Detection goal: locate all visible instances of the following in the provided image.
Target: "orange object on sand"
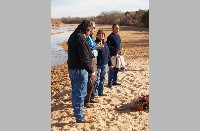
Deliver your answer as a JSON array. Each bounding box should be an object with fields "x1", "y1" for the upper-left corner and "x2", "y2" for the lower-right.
[{"x1": 129, "y1": 94, "x2": 149, "y2": 111}]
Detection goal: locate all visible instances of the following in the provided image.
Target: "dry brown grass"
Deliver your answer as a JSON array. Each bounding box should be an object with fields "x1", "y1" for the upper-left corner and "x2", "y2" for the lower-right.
[
  {"x1": 51, "y1": 32, "x2": 64, "y2": 35},
  {"x1": 58, "y1": 41, "x2": 68, "y2": 52}
]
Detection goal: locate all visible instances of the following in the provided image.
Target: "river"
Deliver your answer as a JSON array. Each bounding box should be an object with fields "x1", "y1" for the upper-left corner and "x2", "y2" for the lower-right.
[{"x1": 51, "y1": 26, "x2": 76, "y2": 66}]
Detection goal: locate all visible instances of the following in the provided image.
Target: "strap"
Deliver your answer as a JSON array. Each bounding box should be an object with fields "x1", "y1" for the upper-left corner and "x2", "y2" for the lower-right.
[
  {"x1": 116, "y1": 56, "x2": 117, "y2": 67},
  {"x1": 119, "y1": 55, "x2": 125, "y2": 68},
  {"x1": 119, "y1": 55, "x2": 123, "y2": 67}
]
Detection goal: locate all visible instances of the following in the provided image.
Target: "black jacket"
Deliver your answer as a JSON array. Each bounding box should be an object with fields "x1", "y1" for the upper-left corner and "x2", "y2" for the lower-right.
[
  {"x1": 107, "y1": 32, "x2": 121, "y2": 56},
  {"x1": 67, "y1": 31, "x2": 93, "y2": 74},
  {"x1": 95, "y1": 39, "x2": 112, "y2": 66}
]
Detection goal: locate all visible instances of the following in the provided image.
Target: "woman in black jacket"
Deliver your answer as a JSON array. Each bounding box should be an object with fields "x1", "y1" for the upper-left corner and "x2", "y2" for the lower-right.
[{"x1": 94, "y1": 29, "x2": 113, "y2": 96}]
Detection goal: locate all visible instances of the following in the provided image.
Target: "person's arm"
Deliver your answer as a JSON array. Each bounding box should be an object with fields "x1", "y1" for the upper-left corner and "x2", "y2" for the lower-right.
[
  {"x1": 96, "y1": 40, "x2": 104, "y2": 50},
  {"x1": 78, "y1": 35, "x2": 94, "y2": 74},
  {"x1": 108, "y1": 51, "x2": 113, "y2": 66},
  {"x1": 107, "y1": 35, "x2": 118, "y2": 52},
  {"x1": 108, "y1": 53, "x2": 113, "y2": 70}
]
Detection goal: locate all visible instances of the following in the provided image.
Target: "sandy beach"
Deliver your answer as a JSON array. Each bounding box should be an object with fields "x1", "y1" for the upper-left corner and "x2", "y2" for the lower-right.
[{"x1": 51, "y1": 25, "x2": 149, "y2": 131}]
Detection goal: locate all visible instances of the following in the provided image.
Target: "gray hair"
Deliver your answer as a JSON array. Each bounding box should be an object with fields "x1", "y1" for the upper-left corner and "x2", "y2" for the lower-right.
[{"x1": 75, "y1": 20, "x2": 93, "y2": 33}]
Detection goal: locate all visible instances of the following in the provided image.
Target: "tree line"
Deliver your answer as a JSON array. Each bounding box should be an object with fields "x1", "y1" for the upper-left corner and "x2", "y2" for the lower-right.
[{"x1": 51, "y1": 9, "x2": 149, "y2": 28}]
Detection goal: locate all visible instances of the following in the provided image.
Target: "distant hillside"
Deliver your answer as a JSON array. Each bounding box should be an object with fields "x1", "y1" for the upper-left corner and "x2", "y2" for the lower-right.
[{"x1": 51, "y1": 9, "x2": 149, "y2": 28}]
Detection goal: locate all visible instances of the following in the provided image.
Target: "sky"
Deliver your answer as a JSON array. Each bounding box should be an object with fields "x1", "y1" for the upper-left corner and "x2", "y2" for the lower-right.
[{"x1": 51, "y1": 0, "x2": 149, "y2": 18}]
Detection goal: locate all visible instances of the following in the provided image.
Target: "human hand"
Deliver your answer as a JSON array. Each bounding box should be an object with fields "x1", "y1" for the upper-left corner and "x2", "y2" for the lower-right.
[
  {"x1": 116, "y1": 49, "x2": 121, "y2": 55},
  {"x1": 97, "y1": 41, "x2": 104, "y2": 49},
  {"x1": 100, "y1": 42, "x2": 104, "y2": 48},
  {"x1": 109, "y1": 66, "x2": 114, "y2": 70},
  {"x1": 89, "y1": 72, "x2": 95, "y2": 78},
  {"x1": 96, "y1": 42, "x2": 102, "y2": 49},
  {"x1": 92, "y1": 50, "x2": 98, "y2": 57}
]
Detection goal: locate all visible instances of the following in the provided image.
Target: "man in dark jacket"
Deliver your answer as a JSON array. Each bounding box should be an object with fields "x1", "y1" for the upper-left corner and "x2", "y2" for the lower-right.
[
  {"x1": 67, "y1": 20, "x2": 95, "y2": 123},
  {"x1": 107, "y1": 24, "x2": 121, "y2": 88}
]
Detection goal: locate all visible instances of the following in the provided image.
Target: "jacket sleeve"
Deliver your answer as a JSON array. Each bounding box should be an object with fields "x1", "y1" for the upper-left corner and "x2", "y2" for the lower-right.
[
  {"x1": 78, "y1": 35, "x2": 94, "y2": 74},
  {"x1": 108, "y1": 53, "x2": 113, "y2": 66}
]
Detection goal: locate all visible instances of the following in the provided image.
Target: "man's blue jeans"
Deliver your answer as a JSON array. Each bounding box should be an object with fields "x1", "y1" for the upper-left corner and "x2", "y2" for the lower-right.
[
  {"x1": 68, "y1": 68, "x2": 88, "y2": 122},
  {"x1": 108, "y1": 67, "x2": 119, "y2": 86},
  {"x1": 94, "y1": 64, "x2": 108, "y2": 96}
]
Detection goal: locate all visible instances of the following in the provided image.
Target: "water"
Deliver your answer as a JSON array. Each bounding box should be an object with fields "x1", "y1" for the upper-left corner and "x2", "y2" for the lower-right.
[{"x1": 51, "y1": 26, "x2": 76, "y2": 66}]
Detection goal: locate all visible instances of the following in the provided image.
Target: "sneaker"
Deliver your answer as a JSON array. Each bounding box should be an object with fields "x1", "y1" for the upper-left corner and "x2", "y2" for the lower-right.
[
  {"x1": 90, "y1": 98, "x2": 100, "y2": 103},
  {"x1": 112, "y1": 82, "x2": 121, "y2": 85},
  {"x1": 77, "y1": 119, "x2": 94, "y2": 123},
  {"x1": 84, "y1": 103, "x2": 94, "y2": 108},
  {"x1": 99, "y1": 93, "x2": 107, "y2": 96},
  {"x1": 107, "y1": 85, "x2": 112, "y2": 88}
]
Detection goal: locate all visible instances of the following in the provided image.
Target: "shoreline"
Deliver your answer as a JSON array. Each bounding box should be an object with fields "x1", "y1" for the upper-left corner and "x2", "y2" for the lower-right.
[
  {"x1": 51, "y1": 25, "x2": 149, "y2": 130},
  {"x1": 51, "y1": 46, "x2": 149, "y2": 130}
]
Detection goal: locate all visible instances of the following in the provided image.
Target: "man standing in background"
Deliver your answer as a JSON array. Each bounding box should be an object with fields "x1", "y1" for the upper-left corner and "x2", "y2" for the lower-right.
[{"x1": 107, "y1": 24, "x2": 121, "y2": 88}]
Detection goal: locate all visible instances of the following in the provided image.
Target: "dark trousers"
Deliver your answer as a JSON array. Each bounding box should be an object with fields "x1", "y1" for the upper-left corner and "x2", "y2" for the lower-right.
[{"x1": 84, "y1": 58, "x2": 97, "y2": 104}]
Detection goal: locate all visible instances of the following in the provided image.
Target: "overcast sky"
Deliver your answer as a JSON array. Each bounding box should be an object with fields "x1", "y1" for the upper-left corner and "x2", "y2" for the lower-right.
[{"x1": 51, "y1": 0, "x2": 149, "y2": 18}]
